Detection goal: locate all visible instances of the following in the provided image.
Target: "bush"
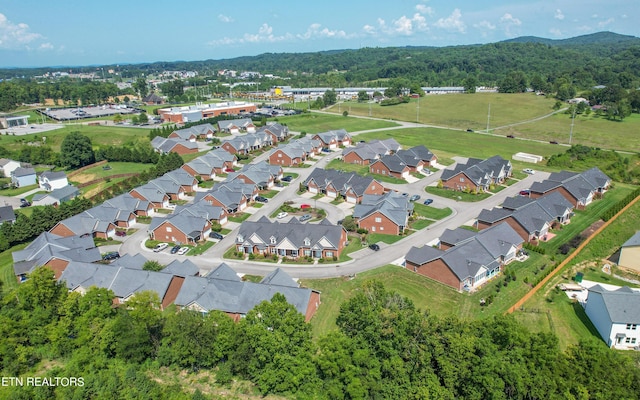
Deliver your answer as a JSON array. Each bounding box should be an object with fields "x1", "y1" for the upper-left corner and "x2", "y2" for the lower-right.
[{"x1": 356, "y1": 228, "x2": 368, "y2": 234}]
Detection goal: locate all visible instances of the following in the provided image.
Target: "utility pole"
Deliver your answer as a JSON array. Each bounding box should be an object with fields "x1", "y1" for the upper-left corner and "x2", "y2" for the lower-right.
[
  {"x1": 486, "y1": 103, "x2": 491, "y2": 133},
  {"x1": 569, "y1": 106, "x2": 576, "y2": 145}
]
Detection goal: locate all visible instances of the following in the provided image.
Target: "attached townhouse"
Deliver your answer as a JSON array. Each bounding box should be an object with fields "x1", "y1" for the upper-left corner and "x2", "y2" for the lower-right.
[
  {"x1": 529, "y1": 167, "x2": 611, "y2": 209},
  {"x1": 343, "y1": 139, "x2": 401, "y2": 165},
  {"x1": 236, "y1": 216, "x2": 348, "y2": 260},
  {"x1": 218, "y1": 118, "x2": 256, "y2": 134},
  {"x1": 353, "y1": 191, "x2": 414, "y2": 235},
  {"x1": 151, "y1": 136, "x2": 199, "y2": 155},
  {"x1": 220, "y1": 131, "x2": 272, "y2": 155},
  {"x1": 440, "y1": 155, "x2": 512, "y2": 192},
  {"x1": 257, "y1": 122, "x2": 290, "y2": 143},
  {"x1": 304, "y1": 168, "x2": 386, "y2": 203},
  {"x1": 405, "y1": 222, "x2": 524, "y2": 291},
  {"x1": 12, "y1": 232, "x2": 101, "y2": 281},
  {"x1": 313, "y1": 129, "x2": 352, "y2": 149},
  {"x1": 149, "y1": 212, "x2": 212, "y2": 244},
  {"x1": 369, "y1": 154, "x2": 412, "y2": 179}
]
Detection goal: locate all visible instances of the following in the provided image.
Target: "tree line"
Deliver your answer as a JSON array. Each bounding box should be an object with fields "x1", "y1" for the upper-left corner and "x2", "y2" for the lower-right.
[{"x1": 2, "y1": 274, "x2": 638, "y2": 399}]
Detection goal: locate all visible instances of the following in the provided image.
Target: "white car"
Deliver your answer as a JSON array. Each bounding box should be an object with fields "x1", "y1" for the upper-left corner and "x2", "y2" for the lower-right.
[
  {"x1": 276, "y1": 212, "x2": 288, "y2": 219},
  {"x1": 523, "y1": 168, "x2": 535, "y2": 175},
  {"x1": 177, "y1": 247, "x2": 189, "y2": 256},
  {"x1": 153, "y1": 243, "x2": 168, "y2": 252}
]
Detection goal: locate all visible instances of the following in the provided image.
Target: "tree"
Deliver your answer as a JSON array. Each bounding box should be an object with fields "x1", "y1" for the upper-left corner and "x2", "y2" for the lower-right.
[
  {"x1": 357, "y1": 90, "x2": 369, "y2": 102},
  {"x1": 59, "y1": 131, "x2": 95, "y2": 168},
  {"x1": 138, "y1": 112, "x2": 149, "y2": 124},
  {"x1": 133, "y1": 77, "x2": 148, "y2": 99},
  {"x1": 323, "y1": 89, "x2": 337, "y2": 106},
  {"x1": 498, "y1": 71, "x2": 528, "y2": 93},
  {"x1": 463, "y1": 76, "x2": 478, "y2": 93},
  {"x1": 143, "y1": 260, "x2": 164, "y2": 271}
]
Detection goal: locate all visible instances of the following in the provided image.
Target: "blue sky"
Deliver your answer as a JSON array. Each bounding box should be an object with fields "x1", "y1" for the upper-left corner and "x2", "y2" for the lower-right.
[{"x1": 0, "y1": 0, "x2": 637, "y2": 68}]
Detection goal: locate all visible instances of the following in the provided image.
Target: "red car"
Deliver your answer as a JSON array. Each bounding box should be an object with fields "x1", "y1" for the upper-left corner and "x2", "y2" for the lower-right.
[
  {"x1": 225, "y1": 168, "x2": 235, "y2": 173},
  {"x1": 300, "y1": 204, "x2": 311, "y2": 209}
]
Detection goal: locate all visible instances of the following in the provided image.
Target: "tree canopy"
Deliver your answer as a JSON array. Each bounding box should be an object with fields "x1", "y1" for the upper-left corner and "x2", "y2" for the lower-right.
[{"x1": 59, "y1": 131, "x2": 95, "y2": 169}]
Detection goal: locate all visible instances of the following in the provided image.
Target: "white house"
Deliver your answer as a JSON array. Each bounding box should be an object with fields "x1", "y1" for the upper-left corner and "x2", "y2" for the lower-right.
[
  {"x1": 11, "y1": 167, "x2": 36, "y2": 188},
  {"x1": 584, "y1": 285, "x2": 640, "y2": 350},
  {"x1": 38, "y1": 171, "x2": 69, "y2": 191},
  {"x1": 0, "y1": 158, "x2": 23, "y2": 178}
]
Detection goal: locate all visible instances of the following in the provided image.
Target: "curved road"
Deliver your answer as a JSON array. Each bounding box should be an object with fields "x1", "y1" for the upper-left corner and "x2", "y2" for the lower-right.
[{"x1": 119, "y1": 129, "x2": 547, "y2": 279}]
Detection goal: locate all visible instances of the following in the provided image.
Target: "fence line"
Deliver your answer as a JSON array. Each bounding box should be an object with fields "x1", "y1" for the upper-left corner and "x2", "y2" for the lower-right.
[{"x1": 507, "y1": 194, "x2": 640, "y2": 314}]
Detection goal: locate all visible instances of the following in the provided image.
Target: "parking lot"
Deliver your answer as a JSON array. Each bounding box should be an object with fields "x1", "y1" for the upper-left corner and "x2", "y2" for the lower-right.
[{"x1": 41, "y1": 105, "x2": 140, "y2": 121}]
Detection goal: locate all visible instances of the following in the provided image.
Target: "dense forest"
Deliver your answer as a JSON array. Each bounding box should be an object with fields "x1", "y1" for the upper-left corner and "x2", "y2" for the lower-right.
[
  {"x1": 1, "y1": 32, "x2": 639, "y2": 112},
  {"x1": 1, "y1": 273, "x2": 639, "y2": 399}
]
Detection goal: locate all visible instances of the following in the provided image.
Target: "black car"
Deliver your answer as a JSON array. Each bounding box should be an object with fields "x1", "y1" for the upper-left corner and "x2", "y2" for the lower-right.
[
  {"x1": 170, "y1": 245, "x2": 181, "y2": 254},
  {"x1": 281, "y1": 175, "x2": 293, "y2": 182},
  {"x1": 255, "y1": 196, "x2": 269, "y2": 203},
  {"x1": 102, "y1": 252, "x2": 120, "y2": 261},
  {"x1": 369, "y1": 243, "x2": 380, "y2": 251},
  {"x1": 209, "y1": 232, "x2": 224, "y2": 240},
  {"x1": 550, "y1": 140, "x2": 559, "y2": 144}
]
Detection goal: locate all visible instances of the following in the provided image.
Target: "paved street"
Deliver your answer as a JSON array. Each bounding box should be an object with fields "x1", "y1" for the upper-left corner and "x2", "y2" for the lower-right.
[{"x1": 118, "y1": 126, "x2": 547, "y2": 279}]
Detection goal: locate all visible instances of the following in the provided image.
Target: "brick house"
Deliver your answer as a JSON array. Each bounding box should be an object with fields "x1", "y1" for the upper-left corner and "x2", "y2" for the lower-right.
[
  {"x1": 440, "y1": 155, "x2": 512, "y2": 192},
  {"x1": 304, "y1": 168, "x2": 385, "y2": 203},
  {"x1": 369, "y1": 154, "x2": 411, "y2": 179},
  {"x1": 149, "y1": 213, "x2": 211, "y2": 244},
  {"x1": 529, "y1": 167, "x2": 610, "y2": 210},
  {"x1": 151, "y1": 137, "x2": 199, "y2": 155},
  {"x1": 313, "y1": 129, "x2": 351, "y2": 149},
  {"x1": 353, "y1": 192, "x2": 414, "y2": 235}
]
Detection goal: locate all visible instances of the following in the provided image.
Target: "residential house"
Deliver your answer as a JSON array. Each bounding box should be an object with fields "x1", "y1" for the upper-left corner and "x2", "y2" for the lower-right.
[
  {"x1": 236, "y1": 216, "x2": 348, "y2": 260},
  {"x1": 130, "y1": 184, "x2": 171, "y2": 210},
  {"x1": 313, "y1": 129, "x2": 352, "y2": 149},
  {"x1": 147, "y1": 177, "x2": 186, "y2": 201},
  {"x1": 405, "y1": 222, "x2": 523, "y2": 291},
  {"x1": 142, "y1": 93, "x2": 165, "y2": 105},
  {"x1": 529, "y1": 167, "x2": 610, "y2": 209},
  {"x1": 304, "y1": 168, "x2": 386, "y2": 203},
  {"x1": 50, "y1": 211, "x2": 117, "y2": 239},
  {"x1": 31, "y1": 185, "x2": 80, "y2": 207},
  {"x1": 12, "y1": 232, "x2": 101, "y2": 281},
  {"x1": 174, "y1": 199, "x2": 228, "y2": 225},
  {"x1": 257, "y1": 122, "x2": 290, "y2": 143},
  {"x1": 369, "y1": 154, "x2": 412, "y2": 179},
  {"x1": 38, "y1": 171, "x2": 69, "y2": 191},
  {"x1": 150, "y1": 137, "x2": 199, "y2": 155},
  {"x1": 163, "y1": 169, "x2": 199, "y2": 193},
  {"x1": 181, "y1": 149, "x2": 237, "y2": 180},
  {"x1": 398, "y1": 145, "x2": 438, "y2": 167},
  {"x1": 218, "y1": 118, "x2": 256, "y2": 134},
  {"x1": 195, "y1": 180, "x2": 257, "y2": 213},
  {"x1": 440, "y1": 156, "x2": 512, "y2": 192},
  {"x1": 220, "y1": 132, "x2": 271, "y2": 155},
  {"x1": 11, "y1": 167, "x2": 36, "y2": 187},
  {"x1": 168, "y1": 128, "x2": 198, "y2": 142},
  {"x1": 104, "y1": 193, "x2": 154, "y2": 217},
  {"x1": 228, "y1": 161, "x2": 282, "y2": 189},
  {"x1": 0, "y1": 158, "x2": 23, "y2": 178},
  {"x1": 353, "y1": 191, "x2": 414, "y2": 235},
  {"x1": 618, "y1": 232, "x2": 640, "y2": 274},
  {"x1": 342, "y1": 139, "x2": 401, "y2": 165},
  {"x1": 174, "y1": 264, "x2": 320, "y2": 322},
  {"x1": 149, "y1": 212, "x2": 211, "y2": 244},
  {"x1": 0, "y1": 205, "x2": 15, "y2": 225},
  {"x1": 476, "y1": 199, "x2": 558, "y2": 243},
  {"x1": 584, "y1": 285, "x2": 640, "y2": 349}
]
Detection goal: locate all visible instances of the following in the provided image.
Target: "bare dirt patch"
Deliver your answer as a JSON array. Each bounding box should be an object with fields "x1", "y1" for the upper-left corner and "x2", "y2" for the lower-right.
[{"x1": 580, "y1": 220, "x2": 605, "y2": 238}]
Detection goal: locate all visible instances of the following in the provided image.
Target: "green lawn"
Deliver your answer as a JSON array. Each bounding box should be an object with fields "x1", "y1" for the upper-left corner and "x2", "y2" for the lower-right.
[
  {"x1": 0, "y1": 243, "x2": 29, "y2": 293},
  {"x1": 325, "y1": 159, "x2": 406, "y2": 184},
  {"x1": 261, "y1": 190, "x2": 279, "y2": 198},
  {"x1": 276, "y1": 112, "x2": 399, "y2": 134},
  {"x1": 425, "y1": 186, "x2": 492, "y2": 202},
  {"x1": 338, "y1": 236, "x2": 363, "y2": 262},
  {"x1": 228, "y1": 213, "x2": 251, "y2": 223},
  {"x1": 0, "y1": 184, "x2": 38, "y2": 197},
  {"x1": 366, "y1": 233, "x2": 405, "y2": 245},
  {"x1": 412, "y1": 203, "x2": 452, "y2": 220},
  {"x1": 186, "y1": 241, "x2": 215, "y2": 256}
]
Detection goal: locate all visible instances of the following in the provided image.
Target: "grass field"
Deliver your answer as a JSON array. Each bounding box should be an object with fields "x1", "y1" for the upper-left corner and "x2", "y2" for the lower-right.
[
  {"x1": 277, "y1": 112, "x2": 399, "y2": 133},
  {"x1": 0, "y1": 243, "x2": 29, "y2": 294},
  {"x1": 324, "y1": 159, "x2": 407, "y2": 184},
  {"x1": 323, "y1": 93, "x2": 640, "y2": 153}
]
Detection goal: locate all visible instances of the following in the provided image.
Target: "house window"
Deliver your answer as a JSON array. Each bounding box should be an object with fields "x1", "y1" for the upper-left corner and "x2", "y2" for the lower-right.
[
  {"x1": 326, "y1": 251, "x2": 333, "y2": 258},
  {"x1": 304, "y1": 238, "x2": 311, "y2": 246},
  {"x1": 626, "y1": 337, "x2": 632, "y2": 343},
  {"x1": 304, "y1": 250, "x2": 311, "y2": 257},
  {"x1": 166, "y1": 227, "x2": 172, "y2": 232},
  {"x1": 278, "y1": 153, "x2": 282, "y2": 157},
  {"x1": 379, "y1": 227, "x2": 384, "y2": 231},
  {"x1": 627, "y1": 324, "x2": 637, "y2": 330},
  {"x1": 459, "y1": 177, "x2": 465, "y2": 183},
  {"x1": 270, "y1": 247, "x2": 277, "y2": 254},
  {"x1": 375, "y1": 217, "x2": 382, "y2": 223},
  {"x1": 270, "y1": 237, "x2": 276, "y2": 244}
]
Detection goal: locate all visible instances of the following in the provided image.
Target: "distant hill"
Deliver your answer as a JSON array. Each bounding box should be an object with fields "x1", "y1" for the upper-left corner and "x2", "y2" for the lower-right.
[{"x1": 502, "y1": 31, "x2": 640, "y2": 46}]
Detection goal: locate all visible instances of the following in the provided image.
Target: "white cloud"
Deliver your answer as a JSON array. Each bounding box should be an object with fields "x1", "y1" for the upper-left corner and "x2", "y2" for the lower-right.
[
  {"x1": 473, "y1": 20, "x2": 496, "y2": 31},
  {"x1": 0, "y1": 13, "x2": 46, "y2": 49},
  {"x1": 297, "y1": 23, "x2": 351, "y2": 40},
  {"x1": 434, "y1": 8, "x2": 465, "y2": 33},
  {"x1": 499, "y1": 13, "x2": 521, "y2": 37},
  {"x1": 554, "y1": 9, "x2": 564, "y2": 20},
  {"x1": 38, "y1": 42, "x2": 53, "y2": 50},
  {"x1": 217, "y1": 14, "x2": 234, "y2": 23},
  {"x1": 363, "y1": 14, "x2": 428, "y2": 37},
  {"x1": 416, "y1": 4, "x2": 434, "y2": 16},
  {"x1": 549, "y1": 28, "x2": 562, "y2": 37},
  {"x1": 598, "y1": 17, "x2": 614, "y2": 28}
]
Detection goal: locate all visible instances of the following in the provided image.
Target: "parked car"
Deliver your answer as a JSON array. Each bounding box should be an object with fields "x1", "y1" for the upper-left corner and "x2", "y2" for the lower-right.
[
  {"x1": 255, "y1": 196, "x2": 269, "y2": 203},
  {"x1": 115, "y1": 230, "x2": 127, "y2": 237},
  {"x1": 19, "y1": 198, "x2": 30, "y2": 207},
  {"x1": 466, "y1": 129, "x2": 474, "y2": 132},
  {"x1": 519, "y1": 190, "x2": 531, "y2": 196},
  {"x1": 177, "y1": 247, "x2": 189, "y2": 255},
  {"x1": 549, "y1": 140, "x2": 559, "y2": 144},
  {"x1": 281, "y1": 175, "x2": 293, "y2": 182},
  {"x1": 209, "y1": 231, "x2": 224, "y2": 240},
  {"x1": 225, "y1": 168, "x2": 235, "y2": 172},
  {"x1": 401, "y1": 192, "x2": 409, "y2": 197},
  {"x1": 276, "y1": 212, "x2": 288, "y2": 219},
  {"x1": 300, "y1": 204, "x2": 311, "y2": 209},
  {"x1": 321, "y1": 148, "x2": 331, "y2": 153},
  {"x1": 523, "y1": 168, "x2": 535, "y2": 174},
  {"x1": 299, "y1": 214, "x2": 312, "y2": 222},
  {"x1": 423, "y1": 198, "x2": 434, "y2": 205},
  {"x1": 153, "y1": 243, "x2": 168, "y2": 252},
  {"x1": 102, "y1": 251, "x2": 120, "y2": 261},
  {"x1": 170, "y1": 245, "x2": 181, "y2": 254},
  {"x1": 409, "y1": 194, "x2": 421, "y2": 202},
  {"x1": 506, "y1": 134, "x2": 515, "y2": 138},
  {"x1": 369, "y1": 243, "x2": 380, "y2": 251}
]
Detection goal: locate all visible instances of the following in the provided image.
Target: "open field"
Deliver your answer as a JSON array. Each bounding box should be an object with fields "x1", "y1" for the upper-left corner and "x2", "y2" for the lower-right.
[
  {"x1": 277, "y1": 112, "x2": 399, "y2": 133},
  {"x1": 323, "y1": 93, "x2": 640, "y2": 153},
  {"x1": 324, "y1": 93, "x2": 558, "y2": 129}
]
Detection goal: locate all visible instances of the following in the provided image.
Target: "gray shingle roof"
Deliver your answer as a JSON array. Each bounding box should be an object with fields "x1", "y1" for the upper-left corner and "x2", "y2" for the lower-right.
[
  {"x1": 622, "y1": 231, "x2": 640, "y2": 248},
  {"x1": 149, "y1": 213, "x2": 209, "y2": 239},
  {"x1": 260, "y1": 268, "x2": 298, "y2": 287},
  {"x1": 237, "y1": 218, "x2": 345, "y2": 252},
  {"x1": 353, "y1": 191, "x2": 413, "y2": 226},
  {"x1": 373, "y1": 154, "x2": 409, "y2": 173},
  {"x1": 0, "y1": 205, "x2": 15, "y2": 223},
  {"x1": 588, "y1": 285, "x2": 640, "y2": 324},
  {"x1": 441, "y1": 156, "x2": 510, "y2": 186},
  {"x1": 163, "y1": 259, "x2": 200, "y2": 277},
  {"x1": 439, "y1": 227, "x2": 477, "y2": 246},
  {"x1": 12, "y1": 167, "x2": 36, "y2": 177}
]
